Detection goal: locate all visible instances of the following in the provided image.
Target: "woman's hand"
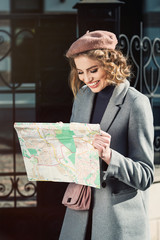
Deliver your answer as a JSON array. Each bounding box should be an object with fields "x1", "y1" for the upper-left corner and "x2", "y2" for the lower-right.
[{"x1": 92, "y1": 130, "x2": 112, "y2": 165}]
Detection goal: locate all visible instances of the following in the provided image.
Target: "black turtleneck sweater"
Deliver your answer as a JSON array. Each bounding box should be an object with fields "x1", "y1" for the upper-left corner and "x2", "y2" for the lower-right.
[
  {"x1": 85, "y1": 85, "x2": 115, "y2": 240},
  {"x1": 90, "y1": 85, "x2": 115, "y2": 124}
]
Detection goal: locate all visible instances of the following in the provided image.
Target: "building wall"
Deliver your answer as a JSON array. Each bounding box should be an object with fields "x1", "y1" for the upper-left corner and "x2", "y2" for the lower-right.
[
  {"x1": 143, "y1": 0, "x2": 160, "y2": 38},
  {"x1": 0, "y1": 0, "x2": 78, "y2": 13},
  {"x1": 0, "y1": 0, "x2": 10, "y2": 12},
  {"x1": 44, "y1": 0, "x2": 77, "y2": 13},
  {"x1": 149, "y1": 181, "x2": 160, "y2": 240}
]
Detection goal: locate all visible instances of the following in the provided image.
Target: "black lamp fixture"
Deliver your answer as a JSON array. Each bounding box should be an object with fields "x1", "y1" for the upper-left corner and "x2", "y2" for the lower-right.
[{"x1": 73, "y1": 0, "x2": 124, "y2": 37}]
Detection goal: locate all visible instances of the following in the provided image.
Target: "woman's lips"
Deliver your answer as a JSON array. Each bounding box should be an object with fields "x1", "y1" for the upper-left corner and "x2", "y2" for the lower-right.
[{"x1": 88, "y1": 80, "x2": 100, "y2": 88}]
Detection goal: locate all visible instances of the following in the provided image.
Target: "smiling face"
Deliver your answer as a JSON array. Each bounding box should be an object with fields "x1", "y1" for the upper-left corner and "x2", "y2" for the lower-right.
[{"x1": 74, "y1": 55, "x2": 108, "y2": 93}]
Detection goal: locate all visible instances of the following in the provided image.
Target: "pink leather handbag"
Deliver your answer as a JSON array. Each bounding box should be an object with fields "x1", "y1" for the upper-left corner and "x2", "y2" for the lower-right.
[{"x1": 62, "y1": 183, "x2": 91, "y2": 210}]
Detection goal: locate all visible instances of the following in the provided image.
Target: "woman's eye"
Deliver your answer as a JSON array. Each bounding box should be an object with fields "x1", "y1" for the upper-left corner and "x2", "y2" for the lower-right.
[
  {"x1": 90, "y1": 68, "x2": 98, "y2": 73},
  {"x1": 77, "y1": 71, "x2": 83, "y2": 75}
]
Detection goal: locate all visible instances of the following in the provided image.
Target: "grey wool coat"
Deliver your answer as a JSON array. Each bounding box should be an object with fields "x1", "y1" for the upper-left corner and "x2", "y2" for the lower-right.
[{"x1": 59, "y1": 80, "x2": 154, "y2": 240}]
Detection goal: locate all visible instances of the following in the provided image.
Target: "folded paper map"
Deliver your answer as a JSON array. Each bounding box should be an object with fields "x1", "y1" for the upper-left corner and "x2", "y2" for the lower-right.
[{"x1": 14, "y1": 122, "x2": 101, "y2": 188}]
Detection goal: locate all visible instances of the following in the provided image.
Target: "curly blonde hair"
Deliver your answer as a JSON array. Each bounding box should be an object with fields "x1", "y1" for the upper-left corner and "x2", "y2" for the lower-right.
[{"x1": 68, "y1": 49, "x2": 131, "y2": 97}]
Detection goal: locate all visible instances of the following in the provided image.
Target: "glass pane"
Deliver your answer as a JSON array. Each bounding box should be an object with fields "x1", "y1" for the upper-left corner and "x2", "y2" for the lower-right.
[
  {"x1": 0, "y1": 19, "x2": 11, "y2": 87},
  {"x1": 0, "y1": 201, "x2": 14, "y2": 208},
  {"x1": 0, "y1": 93, "x2": 13, "y2": 173},
  {"x1": 16, "y1": 153, "x2": 25, "y2": 173},
  {"x1": 0, "y1": 0, "x2": 10, "y2": 14},
  {"x1": 0, "y1": 153, "x2": 13, "y2": 173},
  {"x1": 15, "y1": 0, "x2": 40, "y2": 10},
  {"x1": 13, "y1": 27, "x2": 35, "y2": 84}
]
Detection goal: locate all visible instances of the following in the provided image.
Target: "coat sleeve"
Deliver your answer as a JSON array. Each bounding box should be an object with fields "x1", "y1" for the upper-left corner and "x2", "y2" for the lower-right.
[{"x1": 103, "y1": 95, "x2": 154, "y2": 191}]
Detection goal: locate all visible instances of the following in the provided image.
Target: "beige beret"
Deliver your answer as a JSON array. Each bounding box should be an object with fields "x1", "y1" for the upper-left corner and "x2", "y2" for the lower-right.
[{"x1": 66, "y1": 30, "x2": 118, "y2": 58}]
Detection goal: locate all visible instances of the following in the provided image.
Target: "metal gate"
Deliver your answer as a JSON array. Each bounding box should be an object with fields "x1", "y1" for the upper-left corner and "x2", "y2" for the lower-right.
[
  {"x1": 0, "y1": 20, "x2": 159, "y2": 208},
  {"x1": 119, "y1": 23, "x2": 160, "y2": 167},
  {"x1": 0, "y1": 13, "x2": 75, "y2": 208}
]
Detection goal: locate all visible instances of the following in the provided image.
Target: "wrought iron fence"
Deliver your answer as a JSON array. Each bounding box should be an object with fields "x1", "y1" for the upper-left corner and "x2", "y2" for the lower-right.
[
  {"x1": 0, "y1": 19, "x2": 159, "y2": 208},
  {"x1": 0, "y1": 13, "x2": 76, "y2": 208},
  {"x1": 119, "y1": 23, "x2": 160, "y2": 166},
  {"x1": 0, "y1": 16, "x2": 37, "y2": 207}
]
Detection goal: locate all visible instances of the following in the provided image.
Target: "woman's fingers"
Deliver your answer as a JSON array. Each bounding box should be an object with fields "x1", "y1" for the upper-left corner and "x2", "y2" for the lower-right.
[
  {"x1": 94, "y1": 136, "x2": 110, "y2": 145},
  {"x1": 93, "y1": 139, "x2": 108, "y2": 148},
  {"x1": 100, "y1": 130, "x2": 111, "y2": 137},
  {"x1": 93, "y1": 142, "x2": 104, "y2": 156},
  {"x1": 93, "y1": 131, "x2": 111, "y2": 146},
  {"x1": 93, "y1": 130, "x2": 112, "y2": 164}
]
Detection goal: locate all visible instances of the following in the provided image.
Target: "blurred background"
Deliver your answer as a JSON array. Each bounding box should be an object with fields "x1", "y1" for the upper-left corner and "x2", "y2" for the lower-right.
[{"x1": 0, "y1": 0, "x2": 159, "y2": 239}]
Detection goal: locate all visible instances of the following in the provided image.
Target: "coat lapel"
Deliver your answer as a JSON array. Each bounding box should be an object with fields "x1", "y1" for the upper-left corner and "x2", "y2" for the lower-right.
[
  {"x1": 75, "y1": 80, "x2": 130, "y2": 129},
  {"x1": 100, "y1": 80, "x2": 130, "y2": 132}
]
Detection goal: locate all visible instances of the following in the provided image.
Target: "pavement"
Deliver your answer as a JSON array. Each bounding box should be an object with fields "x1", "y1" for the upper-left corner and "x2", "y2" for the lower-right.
[{"x1": 149, "y1": 166, "x2": 160, "y2": 240}]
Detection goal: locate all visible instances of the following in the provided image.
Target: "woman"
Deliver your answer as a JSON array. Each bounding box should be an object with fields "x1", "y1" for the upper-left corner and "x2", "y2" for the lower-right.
[{"x1": 59, "y1": 30, "x2": 154, "y2": 240}]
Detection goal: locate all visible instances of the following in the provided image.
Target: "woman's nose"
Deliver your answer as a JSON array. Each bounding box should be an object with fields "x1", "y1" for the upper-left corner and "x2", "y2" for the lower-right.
[{"x1": 84, "y1": 73, "x2": 91, "y2": 83}]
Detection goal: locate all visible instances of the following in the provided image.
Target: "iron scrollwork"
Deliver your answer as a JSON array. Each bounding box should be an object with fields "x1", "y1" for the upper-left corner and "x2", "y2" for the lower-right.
[
  {"x1": 0, "y1": 26, "x2": 37, "y2": 207},
  {"x1": 16, "y1": 178, "x2": 37, "y2": 198},
  {"x1": 0, "y1": 177, "x2": 37, "y2": 199},
  {"x1": 119, "y1": 23, "x2": 160, "y2": 157}
]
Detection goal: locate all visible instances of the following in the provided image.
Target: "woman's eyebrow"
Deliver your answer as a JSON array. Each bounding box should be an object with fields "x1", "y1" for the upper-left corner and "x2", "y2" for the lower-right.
[{"x1": 76, "y1": 65, "x2": 98, "y2": 71}]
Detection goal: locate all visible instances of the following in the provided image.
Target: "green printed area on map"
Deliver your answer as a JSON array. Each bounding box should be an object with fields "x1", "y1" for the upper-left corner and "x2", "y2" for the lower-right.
[
  {"x1": 55, "y1": 129, "x2": 76, "y2": 153},
  {"x1": 55, "y1": 129, "x2": 76, "y2": 165},
  {"x1": 14, "y1": 122, "x2": 101, "y2": 188}
]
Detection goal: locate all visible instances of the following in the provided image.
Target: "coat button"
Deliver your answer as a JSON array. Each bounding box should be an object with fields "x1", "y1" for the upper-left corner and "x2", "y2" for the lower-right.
[{"x1": 101, "y1": 181, "x2": 106, "y2": 188}]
